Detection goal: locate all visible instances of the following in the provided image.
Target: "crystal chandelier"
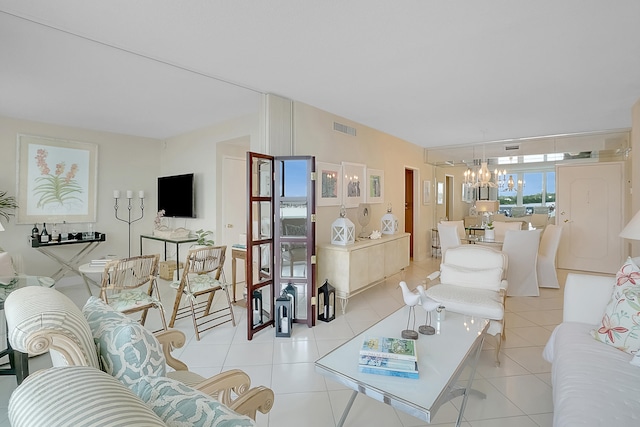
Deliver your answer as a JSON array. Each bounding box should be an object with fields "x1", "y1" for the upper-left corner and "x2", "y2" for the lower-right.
[{"x1": 463, "y1": 161, "x2": 500, "y2": 188}]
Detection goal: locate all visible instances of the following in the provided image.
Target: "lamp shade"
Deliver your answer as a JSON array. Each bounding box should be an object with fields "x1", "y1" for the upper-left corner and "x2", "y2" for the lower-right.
[{"x1": 620, "y1": 210, "x2": 640, "y2": 240}]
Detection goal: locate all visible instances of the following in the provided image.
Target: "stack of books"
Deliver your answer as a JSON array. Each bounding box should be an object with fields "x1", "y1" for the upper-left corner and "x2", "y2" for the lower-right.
[
  {"x1": 358, "y1": 336, "x2": 419, "y2": 379},
  {"x1": 89, "y1": 255, "x2": 118, "y2": 268}
]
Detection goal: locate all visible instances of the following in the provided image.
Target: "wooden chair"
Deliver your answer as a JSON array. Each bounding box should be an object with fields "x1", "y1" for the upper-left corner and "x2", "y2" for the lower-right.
[
  {"x1": 99, "y1": 254, "x2": 167, "y2": 331},
  {"x1": 169, "y1": 245, "x2": 236, "y2": 340}
]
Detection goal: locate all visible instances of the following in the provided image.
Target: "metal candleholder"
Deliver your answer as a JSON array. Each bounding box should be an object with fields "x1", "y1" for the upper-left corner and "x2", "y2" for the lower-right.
[{"x1": 114, "y1": 192, "x2": 144, "y2": 257}]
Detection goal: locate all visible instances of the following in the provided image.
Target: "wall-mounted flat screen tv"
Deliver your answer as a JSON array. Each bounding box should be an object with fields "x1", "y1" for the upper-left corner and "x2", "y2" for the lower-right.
[{"x1": 157, "y1": 173, "x2": 196, "y2": 218}]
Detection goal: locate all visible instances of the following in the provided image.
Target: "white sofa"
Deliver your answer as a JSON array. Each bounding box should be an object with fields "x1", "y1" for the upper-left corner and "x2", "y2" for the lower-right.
[{"x1": 543, "y1": 273, "x2": 640, "y2": 426}]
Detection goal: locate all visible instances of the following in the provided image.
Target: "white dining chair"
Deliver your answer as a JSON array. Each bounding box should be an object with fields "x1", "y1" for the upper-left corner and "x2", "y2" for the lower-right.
[
  {"x1": 503, "y1": 229, "x2": 542, "y2": 296},
  {"x1": 493, "y1": 221, "x2": 522, "y2": 241},
  {"x1": 439, "y1": 220, "x2": 465, "y2": 240},
  {"x1": 437, "y1": 223, "x2": 461, "y2": 257},
  {"x1": 537, "y1": 224, "x2": 563, "y2": 288}
]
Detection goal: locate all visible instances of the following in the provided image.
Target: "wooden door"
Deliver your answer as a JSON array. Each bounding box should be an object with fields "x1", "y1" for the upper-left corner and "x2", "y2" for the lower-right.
[
  {"x1": 246, "y1": 152, "x2": 275, "y2": 340},
  {"x1": 405, "y1": 169, "x2": 414, "y2": 258},
  {"x1": 556, "y1": 162, "x2": 624, "y2": 274}
]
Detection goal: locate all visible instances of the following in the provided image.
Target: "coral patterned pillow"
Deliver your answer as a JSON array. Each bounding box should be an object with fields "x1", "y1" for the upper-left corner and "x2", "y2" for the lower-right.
[{"x1": 592, "y1": 257, "x2": 640, "y2": 354}]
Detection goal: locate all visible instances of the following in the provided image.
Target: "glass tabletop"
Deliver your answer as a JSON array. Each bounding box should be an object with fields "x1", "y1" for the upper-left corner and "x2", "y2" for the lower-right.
[{"x1": 0, "y1": 276, "x2": 55, "y2": 308}]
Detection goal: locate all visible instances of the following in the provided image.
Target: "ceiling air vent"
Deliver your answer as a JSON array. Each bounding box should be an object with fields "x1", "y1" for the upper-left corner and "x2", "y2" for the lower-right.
[
  {"x1": 504, "y1": 144, "x2": 520, "y2": 151},
  {"x1": 333, "y1": 121, "x2": 357, "y2": 136}
]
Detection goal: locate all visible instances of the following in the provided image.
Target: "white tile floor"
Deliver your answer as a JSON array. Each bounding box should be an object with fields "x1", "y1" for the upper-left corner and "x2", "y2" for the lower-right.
[{"x1": 0, "y1": 256, "x2": 566, "y2": 427}]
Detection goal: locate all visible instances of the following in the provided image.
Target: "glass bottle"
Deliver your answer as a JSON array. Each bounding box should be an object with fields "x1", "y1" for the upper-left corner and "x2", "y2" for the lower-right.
[
  {"x1": 31, "y1": 223, "x2": 39, "y2": 240},
  {"x1": 40, "y1": 223, "x2": 50, "y2": 243}
]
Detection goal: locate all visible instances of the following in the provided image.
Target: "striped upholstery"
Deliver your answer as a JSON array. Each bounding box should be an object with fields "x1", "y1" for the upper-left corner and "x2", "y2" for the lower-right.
[
  {"x1": 131, "y1": 375, "x2": 256, "y2": 427},
  {"x1": 8, "y1": 366, "x2": 166, "y2": 427},
  {"x1": 83, "y1": 296, "x2": 166, "y2": 385},
  {"x1": 5, "y1": 286, "x2": 100, "y2": 368}
]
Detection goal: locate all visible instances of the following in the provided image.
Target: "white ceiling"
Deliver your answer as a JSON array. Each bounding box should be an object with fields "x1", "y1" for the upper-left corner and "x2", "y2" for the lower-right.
[{"x1": 1, "y1": 1, "x2": 639, "y2": 148}]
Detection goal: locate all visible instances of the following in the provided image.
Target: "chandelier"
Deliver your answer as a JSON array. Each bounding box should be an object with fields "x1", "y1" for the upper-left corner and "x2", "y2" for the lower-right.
[{"x1": 463, "y1": 161, "x2": 507, "y2": 189}]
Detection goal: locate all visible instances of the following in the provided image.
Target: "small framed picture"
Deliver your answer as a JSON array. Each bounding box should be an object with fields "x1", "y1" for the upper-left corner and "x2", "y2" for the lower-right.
[
  {"x1": 342, "y1": 162, "x2": 366, "y2": 208},
  {"x1": 437, "y1": 182, "x2": 444, "y2": 205},
  {"x1": 316, "y1": 162, "x2": 342, "y2": 206},
  {"x1": 423, "y1": 180, "x2": 431, "y2": 205},
  {"x1": 366, "y1": 168, "x2": 384, "y2": 204}
]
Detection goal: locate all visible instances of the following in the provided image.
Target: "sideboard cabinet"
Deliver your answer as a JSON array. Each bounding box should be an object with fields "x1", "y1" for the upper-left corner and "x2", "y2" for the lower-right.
[{"x1": 317, "y1": 233, "x2": 410, "y2": 313}]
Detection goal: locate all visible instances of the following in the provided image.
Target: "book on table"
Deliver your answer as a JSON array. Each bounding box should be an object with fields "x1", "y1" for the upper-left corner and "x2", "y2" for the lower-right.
[{"x1": 359, "y1": 336, "x2": 418, "y2": 379}]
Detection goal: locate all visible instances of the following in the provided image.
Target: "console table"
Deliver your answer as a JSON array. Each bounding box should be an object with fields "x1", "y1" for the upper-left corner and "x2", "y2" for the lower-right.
[
  {"x1": 31, "y1": 233, "x2": 106, "y2": 295},
  {"x1": 139, "y1": 234, "x2": 197, "y2": 280},
  {"x1": 317, "y1": 233, "x2": 410, "y2": 313}
]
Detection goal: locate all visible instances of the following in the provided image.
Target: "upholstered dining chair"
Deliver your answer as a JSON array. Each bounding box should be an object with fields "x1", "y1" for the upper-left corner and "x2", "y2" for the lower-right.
[
  {"x1": 423, "y1": 245, "x2": 508, "y2": 365},
  {"x1": 169, "y1": 245, "x2": 235, "y2": 340},
  {"x1": 493, "y1": 221, "x2": 522, "y2": 241},
  {"x1": 537, "y1": 224, "x2": 563, "y2": 288},
  {"x1": 502, "y1": 229, "x2": 542, "y2": 297},
  {"x1": 99, "y1": 254, "x2": 167, "y2": 331},
  {"x1": 439, "y1": 219, "x2": 466, "y2": 240},
  {"x1": 437, "y1": 223, "x2": 461, "y2": 257}
]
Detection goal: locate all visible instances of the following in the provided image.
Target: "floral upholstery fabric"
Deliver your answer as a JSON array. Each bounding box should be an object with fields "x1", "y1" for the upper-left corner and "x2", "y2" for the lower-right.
[
  {"x1": 592, "y1": 258, "x2": 640, "y2": 354},
  {"x1": 171, "y1": 274, "x2": 223, "y2": 294},
  {"x1": 83, "y1": 297, "x2": 166, "y2": 385},
  {"x1": 106, "y1": 289, "x2": 164, "y2": 312},
  {"x1": 131, "y1": 375, "x2": 255, "y2": 427}
]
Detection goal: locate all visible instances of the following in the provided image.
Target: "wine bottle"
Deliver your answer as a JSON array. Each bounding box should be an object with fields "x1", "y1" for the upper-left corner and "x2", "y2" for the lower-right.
[
  {"x1": 40, "y1": 223, "x2": 50, "y2": 243},
  {"x1": 31, "y1": 223, "x2": 39, "y2": 240}
]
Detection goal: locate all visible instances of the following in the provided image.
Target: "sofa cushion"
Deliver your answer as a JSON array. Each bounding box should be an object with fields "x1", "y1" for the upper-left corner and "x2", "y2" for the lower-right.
[
  {"x1": 440, "y1": 264, "x2": 503, "y2": 292},
  {"x1": 83, "y1": 296, "x2": 166, "y2": 386},
  {"x1": 131, "y1": 375, "x2": 255, "y2": 427},
  {"x1": 592, "y1": 257, "x2": 640, "y2": 354},
  {"x1": 544, "y1": 322, "x2": 640, "y2": 426},
  {"x1": 9, "y1": 366, "x2": 166, "y2": 427}
]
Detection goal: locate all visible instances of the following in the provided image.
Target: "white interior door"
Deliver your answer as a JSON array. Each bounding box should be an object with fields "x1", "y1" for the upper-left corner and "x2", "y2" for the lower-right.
[
  {"x1": 222, "y1": 156, "x2": 247, "y2": 285},
  {"x1": 556, "y1": 162, "x2": 624, "y2": 274}
]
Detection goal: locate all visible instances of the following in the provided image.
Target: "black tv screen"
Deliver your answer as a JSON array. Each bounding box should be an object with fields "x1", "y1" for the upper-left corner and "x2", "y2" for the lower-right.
[{"x1": 157, "y1": 173, "x2": 196, "y2": 218}]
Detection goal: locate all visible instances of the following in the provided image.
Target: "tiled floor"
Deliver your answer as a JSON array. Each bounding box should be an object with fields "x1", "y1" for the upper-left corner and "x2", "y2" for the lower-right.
[{"x1": 0, "y1": 256, "x2": 567, "y2": 427}]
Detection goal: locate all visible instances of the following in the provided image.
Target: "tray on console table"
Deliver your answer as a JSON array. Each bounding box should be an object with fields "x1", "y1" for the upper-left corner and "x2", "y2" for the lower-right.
[
  {"x1": 30, "y1": 232, "x2": 106, "y2": 247},
  {"x1": 317, "y1": 232, "x2": 410, "y2": 314}
]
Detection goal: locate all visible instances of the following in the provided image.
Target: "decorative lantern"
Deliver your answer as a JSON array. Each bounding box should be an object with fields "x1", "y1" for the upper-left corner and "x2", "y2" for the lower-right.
[
  {"x1": 283, "y1": 282, "x2": 297, "y2": 320},
  {"x1": 381, "y1": 203, "x2": 398, "y2": 235},
  {"x1": 318, "y1": 279, "x2": 336, "y2": 322},
  {"x1": 331, "y1": 205, "x2": 355, "y2": 245},
  {"x1": 275, "y1": 291, "x2": 293, "y2": 337},
  {"x1": 252, "y1": 290, "x2": 263, "y2": 326}
]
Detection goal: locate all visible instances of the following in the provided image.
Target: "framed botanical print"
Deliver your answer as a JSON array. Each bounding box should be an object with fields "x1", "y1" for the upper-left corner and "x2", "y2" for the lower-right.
[
  {"x1": 16, "y1": 134, "x2": 98, "y2": 224},
  {"x1": 366, "y1": 168, "x2": 384, "y2": 204},
  {"x1": 316, "y1": 162, "x2": 342, "y2": 206}
]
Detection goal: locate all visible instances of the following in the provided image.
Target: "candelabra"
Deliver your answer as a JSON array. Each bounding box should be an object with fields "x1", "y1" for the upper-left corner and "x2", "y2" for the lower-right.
[{"x1": 113, "y1": 190, "x2": 145, "y2": 257}]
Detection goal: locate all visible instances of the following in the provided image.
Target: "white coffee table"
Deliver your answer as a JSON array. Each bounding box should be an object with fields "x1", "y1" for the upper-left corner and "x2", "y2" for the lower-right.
[{"x1": 315, "y1": 307, "x2": 488, "y2": 426}]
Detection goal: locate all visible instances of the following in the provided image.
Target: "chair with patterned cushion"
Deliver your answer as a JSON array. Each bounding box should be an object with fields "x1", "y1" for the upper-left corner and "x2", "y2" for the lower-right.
[
  {"x1": 99, "y1": 254, "x2": 167, "y2": 331},
  {"x1": 5, "y1": 286, "x2": 274, "y2": 421},
  {"x1": 423, "y1": 245, "x2": 508, "y2": 365},
  {"x1": 169, "y1": 245, "x2": 235, "y2": 340}
]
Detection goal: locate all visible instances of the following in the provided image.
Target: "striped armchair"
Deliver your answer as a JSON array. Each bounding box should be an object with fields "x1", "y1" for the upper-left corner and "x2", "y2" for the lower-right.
[{"x1": 5, "y1": 287, "x2": 274, "y2": 425}]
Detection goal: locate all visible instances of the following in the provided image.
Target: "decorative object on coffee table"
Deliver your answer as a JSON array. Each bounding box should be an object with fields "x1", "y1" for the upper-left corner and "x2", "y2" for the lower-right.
[
  {"x1": 416, "y1": 285, "x2": 439, "y2": 335},
  {"x1": 398, "y1": 281, "x2": 420, "y2": 340}
]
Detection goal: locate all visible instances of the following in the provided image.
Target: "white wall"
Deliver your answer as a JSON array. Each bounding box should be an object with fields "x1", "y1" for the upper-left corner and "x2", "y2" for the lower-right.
[
  {"x1": 0, "y1": 115, "x2": 160, "y2": 277},
  {"x1": 293, "y1": 102, "x2": 434, "y2": 261}
]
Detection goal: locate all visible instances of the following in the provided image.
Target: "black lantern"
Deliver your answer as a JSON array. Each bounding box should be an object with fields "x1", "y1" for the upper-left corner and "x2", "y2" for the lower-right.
[
  {"x1": 283, "y1": 282, "x2": 297, "y2": 320},
  {"x1": 252, "y1": 289, "x2": 263, "y2": 326},
  {"x1": 318, "y1": 279, "x2": 335, "y2": 322},
  {"x1": 275, "y1": 291, "x2": 293, "y2": 337}
]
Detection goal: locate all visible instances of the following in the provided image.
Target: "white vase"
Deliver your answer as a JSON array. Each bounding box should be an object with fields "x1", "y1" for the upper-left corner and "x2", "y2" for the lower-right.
[{"x1": 484, "y1": 229, "x2": 495, "y2": 241}]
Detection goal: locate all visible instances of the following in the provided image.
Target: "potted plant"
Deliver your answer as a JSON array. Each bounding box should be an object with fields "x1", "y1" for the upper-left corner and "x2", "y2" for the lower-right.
[
  {"x1": 0, "y1": 190, "x2": 18, "y2": 222},
  {"x1": 193, "y1": 229, "x2": 215, "y2": 247},
  {"x1": 484, "y1": 221, "x2": 495, "y2": 241}
]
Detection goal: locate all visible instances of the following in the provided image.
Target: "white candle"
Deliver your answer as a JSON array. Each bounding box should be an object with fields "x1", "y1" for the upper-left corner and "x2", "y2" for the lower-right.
[
  {"x1": 138, "y1": 190, "x2": 145, "y2": 199},
  {"x1": 113, "y1": 190, "x2": 120, "y2": 198},
  {"x1": 282, "y1": 318, "x2": 289, "y2": 334},
  {"x1": 126, "y1": 190, "x2": 133, "y2": 199}
]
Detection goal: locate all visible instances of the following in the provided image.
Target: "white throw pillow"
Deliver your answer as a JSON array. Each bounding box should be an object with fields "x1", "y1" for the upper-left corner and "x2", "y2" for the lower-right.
[
  {"x1": 440, "y1": 263, "x2": 503, "y2": 292},
  {"x1": 592, "y1": 257, "x2": 640, "y2": 354}
]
